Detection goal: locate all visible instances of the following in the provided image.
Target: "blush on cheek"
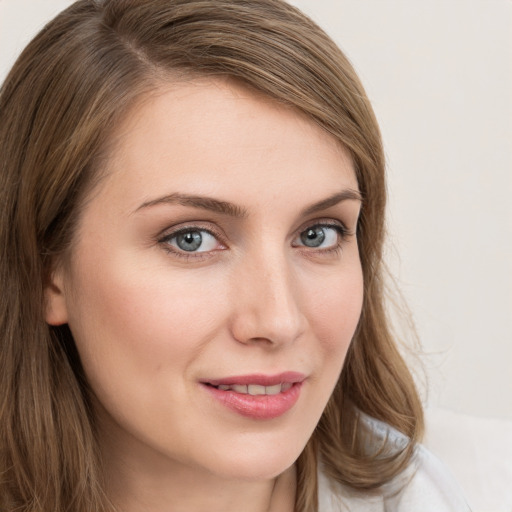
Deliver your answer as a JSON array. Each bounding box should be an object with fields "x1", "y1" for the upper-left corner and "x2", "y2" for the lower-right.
[
  {"x1": 310, "y1": 275, "x2": 363, "y2": 340},
  {"x1": 78, "y1": 268, "x2": 223, "y2": 370}
]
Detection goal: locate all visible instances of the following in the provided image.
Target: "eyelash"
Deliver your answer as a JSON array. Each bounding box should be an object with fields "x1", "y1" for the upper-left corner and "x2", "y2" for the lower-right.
[
  {"x1": 293, "y1": 222, "x2": 351, "y2": 256},
  {"x1": 157, "y1": 220, "x2": 353, "y2": 261},
  {"x1": 158, "y1": 225, "x2": 226, "y2": 261}
]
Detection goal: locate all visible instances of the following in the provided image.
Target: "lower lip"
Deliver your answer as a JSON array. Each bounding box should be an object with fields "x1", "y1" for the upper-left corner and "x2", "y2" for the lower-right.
[{"x1": 202, "y1": 382, "x2": 303, "y2": 420}]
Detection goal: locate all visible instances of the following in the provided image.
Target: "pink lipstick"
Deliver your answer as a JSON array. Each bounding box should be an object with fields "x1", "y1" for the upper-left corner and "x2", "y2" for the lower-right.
[{"x1": 201, "y1": 372, "x2": 305, "y2": 420}]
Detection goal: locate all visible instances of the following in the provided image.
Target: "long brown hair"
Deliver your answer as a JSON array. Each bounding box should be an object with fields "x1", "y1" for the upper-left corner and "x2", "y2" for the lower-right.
[{"x1": 0, "y1": 1, "x2": 423, "y2": 510}]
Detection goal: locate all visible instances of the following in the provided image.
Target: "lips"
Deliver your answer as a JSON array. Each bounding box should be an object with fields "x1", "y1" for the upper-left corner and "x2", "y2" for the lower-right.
[
  {"x1": 203, "y1": 371, "x2": 305, "y2": 388},
  {"x1": 201, "y1": 372, "x2": 305, "y2": 420}
]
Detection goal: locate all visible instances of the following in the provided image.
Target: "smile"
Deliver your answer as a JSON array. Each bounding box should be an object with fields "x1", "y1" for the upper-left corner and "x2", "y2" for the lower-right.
[{"x1": 201, "y1": 372, "x2": 305, "y2": 420}]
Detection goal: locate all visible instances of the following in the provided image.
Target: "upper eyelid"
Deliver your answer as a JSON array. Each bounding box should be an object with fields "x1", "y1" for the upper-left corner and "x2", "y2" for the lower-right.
[{"x1": 158, "y1": 223, "x2": 225, "y2": 242}]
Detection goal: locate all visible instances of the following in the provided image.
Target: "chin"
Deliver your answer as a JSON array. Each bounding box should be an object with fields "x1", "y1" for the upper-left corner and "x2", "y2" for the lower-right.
[{"x1": 198, "y1": 432, "x2": 307, "y2": 482}]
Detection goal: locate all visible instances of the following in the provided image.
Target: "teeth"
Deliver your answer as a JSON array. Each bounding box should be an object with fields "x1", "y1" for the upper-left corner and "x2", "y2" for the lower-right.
[
  {"x1": 215, "y1": 383, "x2": 293, "y2": 395},
  {"x1": 248, "y1": 384, "x2": 265, "y2": 395},
  {"x1": 265, "y1": 384, "x2": 282, "y2": 395}
]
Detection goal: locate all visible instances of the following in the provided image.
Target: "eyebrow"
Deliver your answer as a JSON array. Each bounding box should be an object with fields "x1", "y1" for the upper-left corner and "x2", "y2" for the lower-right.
[
  {"x1": 301, "y1": 189, "x2": 363, "y2": 216},
  {"x1": 135, "y1": 188, "x2": 362, "y2": 217},
  {"x1": 135, "y1": 193, "x2": 248, "y2": 218}
]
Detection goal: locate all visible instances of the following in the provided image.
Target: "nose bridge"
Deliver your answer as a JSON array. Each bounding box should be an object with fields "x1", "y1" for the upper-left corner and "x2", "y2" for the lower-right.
[{"x1": 230, "y1": 245, "x2": 306, "y2": 346}]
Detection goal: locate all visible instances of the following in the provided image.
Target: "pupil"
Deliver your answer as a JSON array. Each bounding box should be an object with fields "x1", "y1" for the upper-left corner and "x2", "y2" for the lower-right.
[
  {"x1": 177, "y1": 231, "x2": 202, "y2": 251},
  {"x1": 301, "y1": 227, "x2": 325, "y2": 247}
]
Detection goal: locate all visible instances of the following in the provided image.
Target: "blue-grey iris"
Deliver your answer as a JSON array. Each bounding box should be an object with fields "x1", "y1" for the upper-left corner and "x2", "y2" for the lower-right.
[
  {"x1": 301, "y1": 227, "x2": 326, "y2": 247},
  {"x1": 176, "y1": 231, "x2": 203, "y2": 251}
]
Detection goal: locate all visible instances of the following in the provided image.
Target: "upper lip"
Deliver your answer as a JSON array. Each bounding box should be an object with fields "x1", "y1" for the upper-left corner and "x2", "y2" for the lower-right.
[{"x1": 202, "y1": 371, "x2": 306, "y2": 387}]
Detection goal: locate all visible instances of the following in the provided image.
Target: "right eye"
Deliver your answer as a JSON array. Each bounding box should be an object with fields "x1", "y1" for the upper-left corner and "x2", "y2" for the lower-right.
[{"x1": 161, "y1": 228, "x2": 222, "y2": 254}]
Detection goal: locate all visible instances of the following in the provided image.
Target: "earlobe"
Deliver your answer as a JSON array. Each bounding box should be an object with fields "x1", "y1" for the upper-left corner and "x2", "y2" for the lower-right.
[{"x1": 44, "y1": 268, "x2": 69, "y2": 326}]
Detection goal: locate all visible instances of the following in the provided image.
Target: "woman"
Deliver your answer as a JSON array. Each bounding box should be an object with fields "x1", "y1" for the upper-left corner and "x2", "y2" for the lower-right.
[{"x1": 0, "y1": 1, "x2": 470, "y2": 511}]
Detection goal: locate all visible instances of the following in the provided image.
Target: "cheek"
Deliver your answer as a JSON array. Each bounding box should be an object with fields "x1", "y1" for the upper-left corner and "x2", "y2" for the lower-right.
[
  {"x1": 64, "y1": 259, "x2": 234, "y2": 453},
  {"x1": 64, "y1": 253, "x2": 228, "y2": 393},
  {"x1": 303, "y1": 261, "x2": 364, "y2": 398},
  {"x1": 285, "y1": 262, "x2": 363, "y2": 439},
  {"x1": 308, "y1": 264, "x2": 364, "y2": 349}
]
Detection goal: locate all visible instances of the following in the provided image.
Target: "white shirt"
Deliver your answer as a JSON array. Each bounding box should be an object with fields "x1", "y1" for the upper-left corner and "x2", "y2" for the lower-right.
[{"x1": 318, "y1": 416, "x2": 471, "y2": 511}]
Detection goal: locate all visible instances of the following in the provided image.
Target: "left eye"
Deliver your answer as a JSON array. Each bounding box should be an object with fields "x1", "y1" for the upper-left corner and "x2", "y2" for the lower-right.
[
  {"x1": 294, "y1": 225, "x2": 341, "y2": 249},
  {"x1": 165, "y1": 229, "x2": 220, "y2": 253}
]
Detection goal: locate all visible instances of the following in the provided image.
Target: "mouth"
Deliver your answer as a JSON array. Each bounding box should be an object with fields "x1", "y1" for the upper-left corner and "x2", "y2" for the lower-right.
[
  {"x1": 204, "y1": 382, "x2": 293, "y2": 395},
  {"x1": 200, "y1": 372, "x2": 305, "y2": 420}
]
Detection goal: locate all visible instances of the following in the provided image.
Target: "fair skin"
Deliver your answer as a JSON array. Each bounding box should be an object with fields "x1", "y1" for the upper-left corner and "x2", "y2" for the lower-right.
[{"x1": 45, "y1": 79, "x2": 363, "y2": 512}]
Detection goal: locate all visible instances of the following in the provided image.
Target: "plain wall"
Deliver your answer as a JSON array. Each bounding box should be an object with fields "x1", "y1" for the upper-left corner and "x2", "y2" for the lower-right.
[{"x1": 1, "y1": 0, "x2": 511, "y2": 420}]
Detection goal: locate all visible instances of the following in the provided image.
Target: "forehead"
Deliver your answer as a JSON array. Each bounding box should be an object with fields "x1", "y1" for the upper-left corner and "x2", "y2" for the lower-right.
[{"x1": 96, "y1": 78, "x2": 357, "y2": 213}]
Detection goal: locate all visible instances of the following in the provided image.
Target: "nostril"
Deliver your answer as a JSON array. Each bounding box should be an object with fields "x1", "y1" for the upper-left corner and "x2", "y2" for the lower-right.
[{"x1": 229, "y1": 266, "x2": 306, "y2": 346}]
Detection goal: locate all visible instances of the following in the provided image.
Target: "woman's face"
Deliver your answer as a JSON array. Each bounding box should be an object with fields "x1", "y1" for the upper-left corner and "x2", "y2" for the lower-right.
[{"x1": 46, "y1": 79, "x2": 363, "y2": 481}]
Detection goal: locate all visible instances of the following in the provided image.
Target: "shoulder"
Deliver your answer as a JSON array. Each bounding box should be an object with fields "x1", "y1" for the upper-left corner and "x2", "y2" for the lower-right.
[
  {"x1": 318, "y1": 416, "x2": 471, "y2": 512},
  {"x1": 381, "y1": 444, "x2": 471, "y2": 511}
]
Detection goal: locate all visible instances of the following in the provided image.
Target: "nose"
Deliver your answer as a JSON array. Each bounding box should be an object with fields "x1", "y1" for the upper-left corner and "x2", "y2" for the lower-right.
[{"x1": 229, "y1": 250, "x2": 307, "y2": 347}]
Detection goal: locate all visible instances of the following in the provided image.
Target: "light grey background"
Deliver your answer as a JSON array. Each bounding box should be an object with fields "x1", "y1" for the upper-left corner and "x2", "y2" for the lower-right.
[{"x1": 1, "y1": 0, "x2": 511, "y2": 420}]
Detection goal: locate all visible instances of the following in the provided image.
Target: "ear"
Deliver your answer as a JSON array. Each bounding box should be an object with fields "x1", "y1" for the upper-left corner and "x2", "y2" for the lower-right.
[{"x1": 44, "y1": 266, "x2": 69, "y2": 326}]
